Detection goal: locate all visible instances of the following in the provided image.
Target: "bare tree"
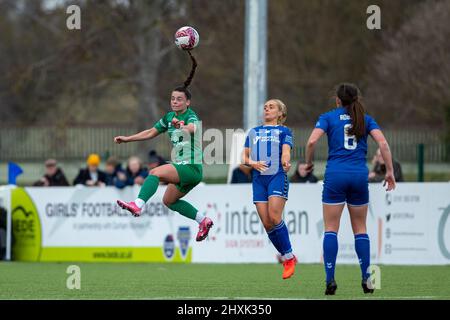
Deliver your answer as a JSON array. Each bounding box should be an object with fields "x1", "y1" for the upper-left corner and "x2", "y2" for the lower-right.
[
  {"x1": 132, "y1": 0, "x2": 164, "y2": 131},
  {"x1": 2, "y1": 0, "x2": 444, "y2": 132},
  {"x1": 267, "y1": 0, "x2": 425, "y2": 126},
  {"x1": 365, "y1": 0, "x2": 450, "y2": 129}
]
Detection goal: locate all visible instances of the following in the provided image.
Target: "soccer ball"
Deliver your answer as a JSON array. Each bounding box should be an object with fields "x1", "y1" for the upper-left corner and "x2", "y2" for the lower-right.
[{"x1": 174, "y1": 26, "x2": 200, "y2": 50}]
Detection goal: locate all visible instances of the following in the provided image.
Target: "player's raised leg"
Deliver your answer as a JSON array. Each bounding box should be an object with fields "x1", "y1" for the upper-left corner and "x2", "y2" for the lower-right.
[
  {"x1": 256, "y1": 202, "x2": 284, "y2": 256},
  {"x1": 349, "y1": 204, "x2": 374, "y2": 294},
  {"x1": 256, "y1": 201, "x2": 294, "y2": 279},
  {"x1": 163, "y1": 184, "x2": 212, "y2": 242},
  {"x1": 117, "y1": 164, "x2": 180, "y2": 217},
  {"x1": 268, "y1": 195, "x2": 297, "y2": 279},
  {"x1": 323, "y1": 203, "x2": 344, "y2": 295}
]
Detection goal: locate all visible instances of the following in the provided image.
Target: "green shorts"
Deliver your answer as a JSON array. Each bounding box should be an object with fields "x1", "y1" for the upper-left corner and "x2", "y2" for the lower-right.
[{"x1": 172, "y1": 163, "x2": 203, "y2": 194}]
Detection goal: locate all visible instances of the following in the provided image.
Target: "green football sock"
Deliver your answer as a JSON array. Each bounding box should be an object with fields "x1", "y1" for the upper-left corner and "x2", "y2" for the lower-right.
[
  {"x1": 167, "y1": 200, "x2": 199, "y2": 221},
  {"x1": 137, "y1": 175, "x2": 160, "y2": 203}
]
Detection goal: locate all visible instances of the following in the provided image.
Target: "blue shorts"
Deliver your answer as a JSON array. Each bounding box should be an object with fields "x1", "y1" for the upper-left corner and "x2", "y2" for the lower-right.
[
  {"x1": 322, "y1": 172, "x2": 369, "y2": 206},
  {"x1": 252, "y1": 171, "x2": 289, "y2": 203}
]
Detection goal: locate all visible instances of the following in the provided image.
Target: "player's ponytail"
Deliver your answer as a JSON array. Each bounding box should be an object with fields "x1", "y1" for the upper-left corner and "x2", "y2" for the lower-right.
[
  {"x1": 173, "y1": 51, "x2": 197, "y2": 100},
  {"x1": 349, "y1": 98, "x2": 366, "y2": 139},
  {"x1": 183, "y1": 50, "x2": 197, "y2": 89},
  {"x1": 272, "y1": 99, "x2": 287, "y2": 125},
  {"x1": 336, "y1": 83, "x2": 366, "y2": 139},
  {"x1": 174, "y1": 51, "x2": 197, "y2": 100}
]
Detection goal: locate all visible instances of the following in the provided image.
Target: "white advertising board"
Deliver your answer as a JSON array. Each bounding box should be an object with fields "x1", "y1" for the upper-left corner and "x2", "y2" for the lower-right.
[{"x1": 7, "y1": 183, "x2": 450, "y2": 264}]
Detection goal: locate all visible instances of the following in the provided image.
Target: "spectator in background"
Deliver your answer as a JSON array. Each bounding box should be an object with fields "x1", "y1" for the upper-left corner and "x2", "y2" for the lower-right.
[
  {"x1": 104, "y1": 156, "x2": 124, "y2": 186},
  {"x1": 290, "y1": 162, "x2": 318, "y2": 183},
  {"x1": 115, "y1": 156, "x2": 148, "y2": 189},
  {"x1": 147, "y1": 150, "x2": 168, "y2": 185},
  {"x1": 369, "y1": 148, "x2": 404, "y2": 182},
  {"x1": 73, "y1": 153, "x2": 107, "y2": 187},
  {"x1": 33, "y1": 159, "x2": 70, "y2": 186},
  {"x1": 231, "y1": 164, "x2": 252, "y2": 183},
  {"x1": 147, "y1": 149, "x2": 166, "y2": 171}
]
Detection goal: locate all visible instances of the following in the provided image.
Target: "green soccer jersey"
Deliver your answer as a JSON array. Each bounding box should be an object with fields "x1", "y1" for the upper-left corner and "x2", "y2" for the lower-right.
[{"x1": 153, "y1": 108, "x2": 202, "y2": 165}]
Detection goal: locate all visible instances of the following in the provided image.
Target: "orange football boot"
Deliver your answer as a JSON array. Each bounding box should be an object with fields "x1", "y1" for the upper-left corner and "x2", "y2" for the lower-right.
[{"x1": 282, "y1": 256, "x2": 297, "y2": 279}]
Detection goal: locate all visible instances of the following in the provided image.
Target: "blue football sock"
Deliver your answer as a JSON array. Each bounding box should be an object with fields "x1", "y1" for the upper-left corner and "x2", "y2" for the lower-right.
[
  {"x1": 267, "y1": 226, "x2": 283, "y2": 255},
  {"x1": 274, "y1": 221, "x2": 293, "y2": 259},
  {"x1": 354, "y1": 233, "x2": 371, "y2": 280},
  {"x1": 323, "y1": 231, "x2": 338, "y2": 283}
]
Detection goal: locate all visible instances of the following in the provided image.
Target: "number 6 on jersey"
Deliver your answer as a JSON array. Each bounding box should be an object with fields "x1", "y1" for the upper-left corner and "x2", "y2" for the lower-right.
[{"x1": 344, "y1": 123, "x2": 357, "y2": 150}]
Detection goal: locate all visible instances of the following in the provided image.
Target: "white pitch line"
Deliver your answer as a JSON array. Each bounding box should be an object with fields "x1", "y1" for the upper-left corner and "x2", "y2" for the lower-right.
[
  {"x1": 162, "y1": 298, "x2": 313, "y2": 300},
  {"x1": 372, "y1": 296, "x2": 439, "y2": 300},
  {"x1": 137, "y1": 295, "x2": 443, "y2": 300},
  {"x1": 139, "y1": 298, "x2": 293, "y2": 300}
]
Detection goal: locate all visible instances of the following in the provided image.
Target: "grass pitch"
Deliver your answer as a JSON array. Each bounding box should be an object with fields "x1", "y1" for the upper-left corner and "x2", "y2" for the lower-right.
[{"x1": 0, "y1": 262, "x2": 449, "y2": 300}]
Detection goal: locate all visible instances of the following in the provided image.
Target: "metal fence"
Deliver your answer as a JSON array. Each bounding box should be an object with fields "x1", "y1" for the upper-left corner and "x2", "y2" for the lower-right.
[
  {"x1": 0, "y1": 126, "x2": 448, "y2": 163},
  {"x1": 291, "y1": 128, "x2": 449, "y2": 163}
]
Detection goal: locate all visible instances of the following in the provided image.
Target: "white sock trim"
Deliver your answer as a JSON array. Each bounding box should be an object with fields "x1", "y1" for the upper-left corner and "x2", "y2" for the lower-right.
[
  {"x1": 284, "y1": 252, "x2": 294, "y2": 260},
  {"x1": 195, "y1": 212, "x2": 205, "y2": 224},
  {"x1": 134, "y1": 198, "x2": 145, "y2": 209}
]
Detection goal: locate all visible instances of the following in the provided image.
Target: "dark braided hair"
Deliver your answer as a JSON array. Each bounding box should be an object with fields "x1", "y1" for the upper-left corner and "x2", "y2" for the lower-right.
[
  {"x1": 336, "y1": 83, "x2": 366, "y2": 139},
  {"x1": 173, "y1": 51, "x2": 197, "y2": 100}
]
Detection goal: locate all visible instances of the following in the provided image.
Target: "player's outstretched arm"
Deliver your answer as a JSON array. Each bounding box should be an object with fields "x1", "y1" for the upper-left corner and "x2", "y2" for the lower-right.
[
  {"x1": 305, "y1": 128, "x2": 325, "y2": 172},
  {"x1": 370, "y1": 129, "x2": 396, "y2": 191},
  {"x1": 114, "y1": 127, "x2": 160, "y2": 144}
]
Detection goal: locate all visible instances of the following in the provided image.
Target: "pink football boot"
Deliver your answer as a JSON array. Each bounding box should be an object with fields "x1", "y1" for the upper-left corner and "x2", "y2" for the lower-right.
[
  {"x1": 117, "y1": 200, "x2": 141, "y2": 217},
  {"x1": 196, "y1": 217, "x2": 213, "y2": 241}
]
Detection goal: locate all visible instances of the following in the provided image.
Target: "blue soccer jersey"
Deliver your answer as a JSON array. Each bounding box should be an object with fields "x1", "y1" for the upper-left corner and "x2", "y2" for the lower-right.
[
  {"x1": 315, "y1": 107, "x2": 380, "y2": 174},
  {"x1": 244, "y1": 125, "x2": 293, "y2": 176}
]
